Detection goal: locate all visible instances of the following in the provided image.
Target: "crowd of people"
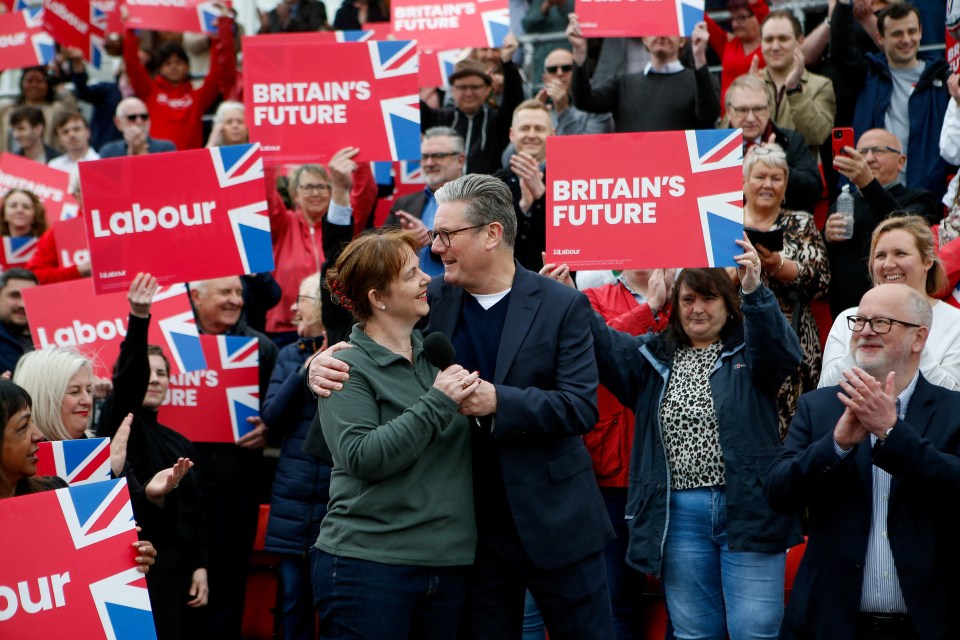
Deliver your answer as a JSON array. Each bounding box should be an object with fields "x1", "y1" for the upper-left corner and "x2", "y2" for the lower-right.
[{"x1": 1, "y1": 0, "x2": 960, "y2": 638}]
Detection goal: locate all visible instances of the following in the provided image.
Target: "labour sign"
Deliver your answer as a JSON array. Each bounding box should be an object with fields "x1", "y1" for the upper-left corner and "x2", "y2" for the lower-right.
[
  {"x1": 160, "y1": 334, "x2": 260, "y2": 443},
  {"x1": 78, "y1": 143, "x2": 273, "y2": 294},
  {"x1": 22, "y1": 279, "x2": 200, "y2": 377},
  {"x1": 575, "y1": 0, "x2": 704, "y2": 37},
  {"x1": 0, "y1": 7, "x2": 56, "y2": 72},
  {"x1": 243, "y1": 37, "x2": 420, "y2": 164},
  {"x1": 0, "y1": 478, "x2": 157, "y2": 639},
  {"x1": 546, "y1": 129, "x2": 743, "y2": 270},
  {"x1": 390, "y1": 0, "x2": 509, "y2": 51},
  {"x1": 123, "y1": 0, "x2": 220, "y2": 34}
]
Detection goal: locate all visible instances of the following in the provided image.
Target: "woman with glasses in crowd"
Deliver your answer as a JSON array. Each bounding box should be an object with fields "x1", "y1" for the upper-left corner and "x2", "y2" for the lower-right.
[{"x1": 820, "y1": 214, "x2": 960, "y2": 389}]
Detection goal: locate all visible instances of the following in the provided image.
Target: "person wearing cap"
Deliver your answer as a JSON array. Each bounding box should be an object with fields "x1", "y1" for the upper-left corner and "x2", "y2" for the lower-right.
[
  {"x1": 705, "y1": 0, "x2": 770, "y2": 109},
  {"x1": 420, "y1": 36, "x2": 523, "y2": 175}
]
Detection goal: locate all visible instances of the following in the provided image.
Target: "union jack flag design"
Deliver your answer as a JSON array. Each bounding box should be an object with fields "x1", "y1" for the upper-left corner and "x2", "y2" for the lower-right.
[
  {"x1": 36, "y1": 437, "x2": 112, "y2": 486},
  {"x1": 368, "y1": 39, "x2": 418, "y2": 79},
  {"x1": 676, "y1": 0, "x2": 705, "y2": 35},
  {"x1": 480, "y1": 7, "x2": 510, "y2": 47},
  {"x1": 226, "y1": 385, "x2": 260, "y2": 441},
  {"x1": 398, "y1": 160, "x2": 423, "y2": 186},
  {"x1": 335, "y1": 23, "x2": 393, "y2": 42},
  {"x1": 157, "y1": 309, "x2": 205, "y2": 372},
  {"x1": 380, "y1": 95, "x2": 421, "y2": 162},
  {"x1": 372, "y1": 161, "x2": 394, "y2": 186},
  {"x1": 1, "y1": 234, "x2": 39, "y2": 266},
  {"x1": 218, "y1": 335, "x2": 259, "y2": 369},
  {"x1": 0, "y1": 7, "x2": 54, "y2": 71},
  {"x1": 90, "y1": 567, "x2": 157, "y2": 640},
  {"x1": 697, "y1": 190, "x2": 745, "y2": 268},
  {"x1": 197, "y1": 1, "x2": 218, "y2": 32},
  {"x1": 211, "y1": 143, "x2": 264, "y2": 188},
  {"x1": 56, "y1": 478, "x2": 135, "y2": 550},
  {"x1": 685, "y1": 129, "x2": 743, "y2": 173},
  {"x1": 228, "y1": 201, "x2": 274, "y2": 274}
]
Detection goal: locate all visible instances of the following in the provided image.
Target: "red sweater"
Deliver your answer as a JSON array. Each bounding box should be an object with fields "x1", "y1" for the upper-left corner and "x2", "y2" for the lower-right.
[
  {"x1": 584, "y1": 281, "x2": 670, "y2": 488},
  {"x1": 124, "y1": 17, "x2": 236, "y2": 150},
  {"x1": 264, "y1": 164, "x2": 377, "y2": 334},
  {"x1": 26, "y1": 225, "x2": 83, "y2": 284}
]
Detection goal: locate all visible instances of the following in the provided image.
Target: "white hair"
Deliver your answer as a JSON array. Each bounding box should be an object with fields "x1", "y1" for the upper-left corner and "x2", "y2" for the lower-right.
[{"x1": 13, "y1": 348, "x2": 92, "y2": 441}]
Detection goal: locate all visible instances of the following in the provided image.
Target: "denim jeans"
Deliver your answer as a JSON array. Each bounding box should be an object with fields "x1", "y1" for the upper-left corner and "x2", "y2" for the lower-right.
[
  {"x1": 313, "y1": 550, "x2": 468, "y2": 640},
  {"x1": 279, "y1": 554, "x2": 316, "y2": 640},
  {"x1": 661, "y1": 487, "x2": 785, "y2": 640}
]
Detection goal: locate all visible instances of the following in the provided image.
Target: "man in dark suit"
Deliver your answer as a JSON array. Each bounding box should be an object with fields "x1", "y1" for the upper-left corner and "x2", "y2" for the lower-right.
[
  {"x1": 311, "y1": 174, "x2": 615, "y2": 638},
  {"x1": 383, "y1": 126, "x2": 465, "y2": 277},
  {"x1": 765, "y1": 283, "x2": 960, "y2": 639},
  {"x1": 98, "y1": 97, "x2": 176, "y2": 158}
]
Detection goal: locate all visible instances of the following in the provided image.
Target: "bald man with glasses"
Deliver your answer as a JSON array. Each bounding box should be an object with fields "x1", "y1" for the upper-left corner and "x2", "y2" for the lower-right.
[
  {"x1": 765, "y1": 283, "x2": 960, "y2": 639},
  {"x1": 99, "y1": 97, "x2": 176, "y2": 157}
]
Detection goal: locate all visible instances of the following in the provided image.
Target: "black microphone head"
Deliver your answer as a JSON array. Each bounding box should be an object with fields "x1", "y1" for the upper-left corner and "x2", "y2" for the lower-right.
[{"x1": 423, "y1": 332, "x2": 456, "y2": 370}]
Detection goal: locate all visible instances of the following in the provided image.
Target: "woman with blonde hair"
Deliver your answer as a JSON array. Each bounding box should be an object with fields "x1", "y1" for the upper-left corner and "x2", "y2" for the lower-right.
[{"x1": 820, "y1": 214, "x2": 960, "y2": 389}]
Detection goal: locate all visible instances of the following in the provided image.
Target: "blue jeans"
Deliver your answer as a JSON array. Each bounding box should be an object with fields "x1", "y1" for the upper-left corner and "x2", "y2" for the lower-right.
[
  {"x1": 279, "y1": 554, "x2": 316, "y2": 640},
  {"x1": 661, "y1": 487, "x2": 785, "y2": 640},
  {"x1": 313, "y1": 550, "x2": 468, "y2": 640}
]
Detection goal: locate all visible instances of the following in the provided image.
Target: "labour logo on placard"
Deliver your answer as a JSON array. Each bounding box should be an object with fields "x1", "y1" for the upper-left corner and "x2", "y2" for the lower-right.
[
  {"x1": 685, "y1": 129, "x2": 744, "y2": 267},
  {"x1": 479, "y1": 7, "x2": 509, "y2": 47},
  {"x1": 36, "y1": 438, "x2": 112, "y2": 486},
  {"x1": 369, "y1": 39, "x2": 418, "y2": 79},
  {"x1": 1, "y1": 235, "x2": 38, "y2": 265}
]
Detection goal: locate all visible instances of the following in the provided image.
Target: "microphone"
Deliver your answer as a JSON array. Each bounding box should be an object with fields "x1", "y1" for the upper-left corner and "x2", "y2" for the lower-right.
[{"x1": 423, "y1": 332, "x2": 456, "y2": 370}]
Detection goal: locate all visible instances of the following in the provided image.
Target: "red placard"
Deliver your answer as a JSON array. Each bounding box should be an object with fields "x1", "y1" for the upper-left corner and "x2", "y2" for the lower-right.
[
  {"x1": 78, "y1": 143, "x2": 273, "y2": 294},
  {"x1": 22, "y1": 279, "x2": 199, "y2": 377},
  {"x1": 243, "y1": 37, "x2": 420, "y2": 164},
  {"x1": 159, "y1": 334, "x2": 260, "y2": 443},
  {"x1": 576, "y1": 0, "x2": 703, "y2": 37},
  {"x1": 92, "y1": 0, "x2": 122, "y2": 34},
  {"x1": 0, "y1": 153, "x2": 73, "y2": 222},
  {"x1": 52, "y1": 215, "x2": 89, "y2": 271},
  {"x1": 0, "y1": 479, "x2": 157, "y2": 639},
  {"x1": 42, "y1": 0, "x2": 106, "y2": 65},
  {"x1": 123, "y1": 0, "x2": 219, "y2": 34},
  {"x1": 0, "y1": 7, "x2": 56, "y2": 72},
  {"x1": 391, "y1": 0, "x2": 509, "y2": 50},
  {"x1": 546, "y1": 130, "x2": 744, "y2": 270},
  {"x1": 948, "y1": 28, "x2": 960, "y2": 74}
]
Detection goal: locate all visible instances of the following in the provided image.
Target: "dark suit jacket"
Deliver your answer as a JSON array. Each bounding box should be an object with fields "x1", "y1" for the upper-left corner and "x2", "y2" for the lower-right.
[
  {"x1": 764, "y1": 376, "x2": 960, "y2": 639},
  {"x1": 98, "y1": 137, "x2": 176, "y2": 158},
  {"x1": 422, "y1": 263, "x2": 614, "y2": 570}
]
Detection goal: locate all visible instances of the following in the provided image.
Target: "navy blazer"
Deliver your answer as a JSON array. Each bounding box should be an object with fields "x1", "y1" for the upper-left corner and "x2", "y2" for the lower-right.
[
  {"x1": 764, "y1": 375, "x2": 960, "y2": 639},
  {"x1": 423, "y1": 263, "x2": 614, "y2": 570}
]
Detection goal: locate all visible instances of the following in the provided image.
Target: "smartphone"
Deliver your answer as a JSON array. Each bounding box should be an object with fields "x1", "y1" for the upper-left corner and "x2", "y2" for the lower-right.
[
  {"x1": 745, "y1": 227, "x2": 784, "y2": 253},
  {"x1": 832, "y1": 127, "x2": 855, "y2": 159}
]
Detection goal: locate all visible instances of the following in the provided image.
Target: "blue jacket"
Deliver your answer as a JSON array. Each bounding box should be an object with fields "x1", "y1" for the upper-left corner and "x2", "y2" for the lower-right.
[
  {"x1": 262, "y1": 337, "x2": 331, "y2": 556},
  {"x1": 98, "y1": 137, "x2": 176, "y2": 158},
  {"x1": 591, "y1": 284, "x2": 803, "y2": 576}
]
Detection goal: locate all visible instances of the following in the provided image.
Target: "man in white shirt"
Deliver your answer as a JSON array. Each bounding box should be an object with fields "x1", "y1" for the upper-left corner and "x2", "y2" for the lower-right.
[{"x1": 47, "y1": 111, "x2": 99, "y2": 179}]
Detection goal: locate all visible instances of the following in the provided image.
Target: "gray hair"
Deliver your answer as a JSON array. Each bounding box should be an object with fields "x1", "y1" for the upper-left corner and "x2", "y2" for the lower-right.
[
  {"x1": 903, "y1": 287, "x2": 934, "y2": 329},
  {"x1": 726, "y1": 74, "x2": 770, "y2": 108},
  {"x1": 423, "y1": 127, "x2": 465, "y2": 154},
  {"x1": 289, "y1": 164, "x2": 331, "y2": 194},
  {"x1": 743, "y1": 143, "x2": 789, "y2": 180},
  {"x1": 13, "y1": 348, "x2": 93, "y2": 441},
  {"x1": 435, "y1": 174, "x2": 517, "y2": 247},
  {"x1": 213, "y1": 100, "x2": 244, "y2": 125}
]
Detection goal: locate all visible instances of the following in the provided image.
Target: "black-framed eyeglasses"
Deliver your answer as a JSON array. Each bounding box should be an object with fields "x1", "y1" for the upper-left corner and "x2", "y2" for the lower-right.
[
  {"x1": 297, "y1": 184, "x2": 331, "y2": 193},
  {"x1": 856, "y1": 145, "x2": 901, "y2": 156},
  {"x1": 421, "y1": 152, "x2": 459, "y2": 162},
  {"x1": 846, "y1": 315, "x2": 921, "y2": 334},
  {"x1": 123, "y1": 113, "x2": 150, "y2": 122},
  {"x1": 427, "y1": 223, "x2": 488, "y2": 247},
  {"x1": 729, "y1": 104, "x2": 769, "y2": 116},
  {"x1": 544, "y1": 64, "x2": 573, "y2": 74}
]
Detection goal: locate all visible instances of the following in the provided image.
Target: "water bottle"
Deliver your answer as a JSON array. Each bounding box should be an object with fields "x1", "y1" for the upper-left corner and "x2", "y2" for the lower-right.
[{"x1": 836, "y1": 184, "x2": 854, "y2": 241}]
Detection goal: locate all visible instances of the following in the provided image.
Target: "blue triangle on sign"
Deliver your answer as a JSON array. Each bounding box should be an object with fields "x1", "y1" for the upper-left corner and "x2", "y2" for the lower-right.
[
  {"x1": 377, "y1": 40, "x2": 409, "y2": 63},
  {"x1": 390, "y1": 114, "x2": 421, "y2": 161},
  {"x1": 680, "y1": 2, "x2": 703, "y2": 35},
  {"x1": 706, "y1": 213, "x2": 743, "y2": 268},
  {"x1": 372, "y1": 161, "x2": 393, "y2": 186},
  {"x1": 218, "y1": 144, "x2": 253, "y2": 173},
  {"x1": 105, "y1": 602, "x2": 158, "y2": 640},
  {"x1": 62, "y1": 439, "x2": 100, "y2": 472},
  {"x1": 238, "y1": 224, "x2": 275, "y2": 274},
  {"x1": 69, "y1": 479, "x2": 119, "y2": 526},
  {"x1": 233, "y1": 400, "x2": 259, "y2": 438},
  {"x1": 170, "y1": 333, "x2": 206, "y2": 371},
  {"x1": 486, "y1": 21, "x2": 510, "y2": 47},
  {"x1": 694, "y1": 129, "x2": 735, "y2": 155}
]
